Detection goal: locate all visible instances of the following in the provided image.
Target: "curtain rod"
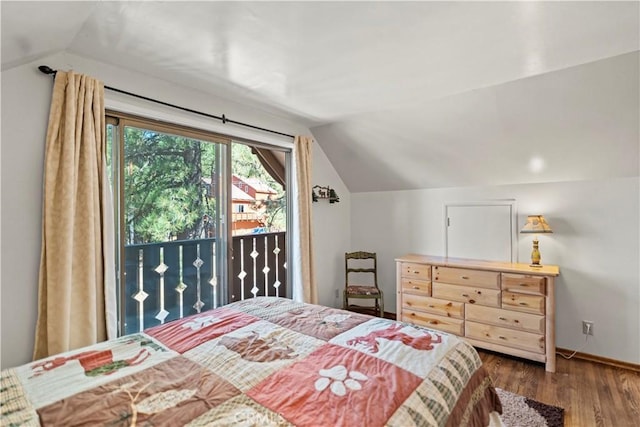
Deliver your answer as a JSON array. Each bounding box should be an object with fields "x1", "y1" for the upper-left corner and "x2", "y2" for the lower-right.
[{"x1": 38, "y1": 65, "x2": 295, "y2": 139}]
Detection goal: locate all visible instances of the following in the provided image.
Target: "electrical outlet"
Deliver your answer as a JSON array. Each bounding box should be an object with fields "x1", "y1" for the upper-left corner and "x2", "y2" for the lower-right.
[{"x1": 582, "y1": 320, "x2": 594, "y2": 336}]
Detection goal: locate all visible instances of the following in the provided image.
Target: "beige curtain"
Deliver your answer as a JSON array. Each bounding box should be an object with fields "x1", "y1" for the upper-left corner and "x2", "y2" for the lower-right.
[
  {"x1": 293, "y1": 136, "x2": 318, "y2": 304},
  {"x1": 34, "y1": 71, "x2": 117, "y2": 360}
]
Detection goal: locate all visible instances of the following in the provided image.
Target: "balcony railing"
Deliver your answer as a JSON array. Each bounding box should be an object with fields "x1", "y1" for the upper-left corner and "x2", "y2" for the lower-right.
[
  {"x1": 231, "y1": 212, "x2": 259, "y2": 221},
  {"x1": 122, "y1": 231, "x2": 286, "y2": 335}
]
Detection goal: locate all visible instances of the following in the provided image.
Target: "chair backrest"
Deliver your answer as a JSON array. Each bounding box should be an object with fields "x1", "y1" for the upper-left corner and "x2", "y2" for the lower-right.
[{"x1": 345, "y1": 251, "x2": 378, "y2": 289}]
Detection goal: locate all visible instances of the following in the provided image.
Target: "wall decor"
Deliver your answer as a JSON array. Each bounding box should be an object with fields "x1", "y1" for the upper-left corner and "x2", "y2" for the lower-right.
[{"x1": 312, "y1": 185, "x2": 340, "y2": 203}]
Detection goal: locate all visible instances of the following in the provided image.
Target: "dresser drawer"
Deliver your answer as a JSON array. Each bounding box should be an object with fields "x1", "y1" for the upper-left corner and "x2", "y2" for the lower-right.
[
  {"x1": 433, "y1": 266, "x2": 500, "y2": 289},
  {"x1": 465, "y1": 321, "x2": 545, "y2": 354},
  {"x1": 465, "y1": 304, "x2": 544, "y2": 334},
  {"x1": 401, "y1": 263, "x2": 431, "y2": 280},
  {"x1": 432, "y1": 282, "x2": 501, "y2": 307},
  {"x1": 501, "y1": 273, "x2": 546, "y2": 295},
  {"x1": 402, "y1": 294, "x2": 464, "y2": 319},
  {"x1": 402, "y1": 311, "x2": 464, "y2": 335},
  {"x1": 502, "y1": 291, "x2": 545, "y2": 315},
  {"x1": 401, "y1": 278, "x2": 431, "y2": 295}
]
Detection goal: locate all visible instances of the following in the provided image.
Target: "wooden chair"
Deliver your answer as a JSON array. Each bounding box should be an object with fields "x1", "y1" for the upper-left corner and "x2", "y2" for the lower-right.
[{"x1": 343, "y1": 251, "x2": 384, "y2": 317}]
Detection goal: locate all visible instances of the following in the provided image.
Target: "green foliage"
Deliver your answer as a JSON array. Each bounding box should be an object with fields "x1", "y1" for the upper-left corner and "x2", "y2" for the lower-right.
[
  {"x1": 118, "y1": 128, "x2": 285, "y2": 244},
  {"x1": 232, "y1": 143, "x2": 267, "y2": 179},
  {"x1": 123, "y1": 127, "x2": 216, "y2": 244}
]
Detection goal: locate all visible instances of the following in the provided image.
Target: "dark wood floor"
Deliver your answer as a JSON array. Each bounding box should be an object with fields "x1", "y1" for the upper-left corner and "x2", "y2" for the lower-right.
[{"x1": 477, "y1": 349, "x2": 640, "y2": 427}]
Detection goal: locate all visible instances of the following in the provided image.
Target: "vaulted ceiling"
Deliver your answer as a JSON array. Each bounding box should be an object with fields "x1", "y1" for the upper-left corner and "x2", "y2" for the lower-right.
[{"x1": 2, "y1": 1, "x2": 638, "y2": 192}]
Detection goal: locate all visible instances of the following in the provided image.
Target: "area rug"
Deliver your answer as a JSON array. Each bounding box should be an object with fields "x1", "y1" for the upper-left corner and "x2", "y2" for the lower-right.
[{"x1": 496, "y1": 388, "x2": 564, "y2": 427}]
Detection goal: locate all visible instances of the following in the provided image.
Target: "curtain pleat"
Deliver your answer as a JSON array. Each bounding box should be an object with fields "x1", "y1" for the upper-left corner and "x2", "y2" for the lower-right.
[
  {"x1": 33, "y1": 71, "x2": 116, "y2": 360},
  {"x1": 292, "y1": 136, "x2": 317, "y2": 304}
]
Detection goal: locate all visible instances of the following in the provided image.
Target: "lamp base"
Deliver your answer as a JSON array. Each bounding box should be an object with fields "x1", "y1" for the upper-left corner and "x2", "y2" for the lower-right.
[{"x1": 529, "y1": 264, "x2": 543, "y2": 268}]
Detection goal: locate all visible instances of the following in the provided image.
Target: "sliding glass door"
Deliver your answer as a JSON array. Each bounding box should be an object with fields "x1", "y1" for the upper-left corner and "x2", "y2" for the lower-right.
[
  {"x1": 108, "y1": 114, "x2": 229, "y2": 335},
  {"x1": 107, "y1": 113, "x2": 291, "y2": 336}
]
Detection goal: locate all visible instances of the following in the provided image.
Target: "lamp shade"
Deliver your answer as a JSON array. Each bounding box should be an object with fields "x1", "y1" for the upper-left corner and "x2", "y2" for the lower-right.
[{"x1": 520, "y1": 215, "x2": 553, "y2": 233}]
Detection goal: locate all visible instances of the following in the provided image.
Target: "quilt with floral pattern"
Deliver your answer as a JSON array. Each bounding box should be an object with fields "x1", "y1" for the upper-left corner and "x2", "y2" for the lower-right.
[{"x1": 1, "y1": 297, "x2": 501, "y2": 426}]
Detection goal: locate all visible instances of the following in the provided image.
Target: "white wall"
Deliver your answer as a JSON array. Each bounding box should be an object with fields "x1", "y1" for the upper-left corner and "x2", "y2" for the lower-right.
[
  {"x1": 351, "y1": 177, "x2": 640, "y2": 364},
  {"x1": 1, "y1": 61, "x2": 51, "y2": 369},
  {"x1": 0, "y1": 52, "x2": 350, "y2": 368},
  {"x1": 311, "y1": 142, "x2": 351, "y2": 308}
]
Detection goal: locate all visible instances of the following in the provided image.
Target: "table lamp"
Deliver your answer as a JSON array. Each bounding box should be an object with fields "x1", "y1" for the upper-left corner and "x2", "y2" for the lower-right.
[{"x1": 520, "y1": 215, "x2": 553, "y2": 267}]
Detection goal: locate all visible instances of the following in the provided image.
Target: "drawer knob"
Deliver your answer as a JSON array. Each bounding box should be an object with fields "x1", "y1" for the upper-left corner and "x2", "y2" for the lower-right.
[
  {"x1": 428, "y1": 304, "x2": 435, "y2": 308},
  {"x1": 413, "y1": 270, "x2": 420, "y2": 274},
  {"x1": 499, "y1": 317, "x2": 507, "y2": 321},
  {"x1": 429, "y1": 320, "x2": 438, "y2": 325},
  {"x1": 519, "y1": 302, "x2": 528, "y2": 306},
  {"x1": 519, "y1": 283, "x2": 528, "y2": 287},
  {"x1": 462, "y1": 293, "x2": 469, "y2": 297},
  {"x1": 469, "y1": 299, "x2": 476, "y2": 304},
  {"x1": 498, "y1": 336, "x2": 507, "y2": 340},
  {"x1": 461, "y1": 276, "x2": 469, "y2": 280},
  {"x1": 413, "y1": 286, "x2": 420, "y2": 290}
]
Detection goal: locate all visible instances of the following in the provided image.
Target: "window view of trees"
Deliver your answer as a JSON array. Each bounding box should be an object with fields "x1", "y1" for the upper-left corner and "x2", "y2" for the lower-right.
[
  {"x1": 123, "y1": 127, "x2": 216, "y2": 244},
  {"x1": 108, "y1": 125, "x2": 286, "y2": 245}
]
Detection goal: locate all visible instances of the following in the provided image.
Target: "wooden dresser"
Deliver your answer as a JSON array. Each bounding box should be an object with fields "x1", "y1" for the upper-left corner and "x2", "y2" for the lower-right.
[{"x1": 396, "y1": 254, "x2": 560, "y2": 372}]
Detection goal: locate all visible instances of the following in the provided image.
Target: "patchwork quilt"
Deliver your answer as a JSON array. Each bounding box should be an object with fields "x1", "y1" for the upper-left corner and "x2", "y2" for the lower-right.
[{"x1": 1, "y1": 297, "x2": 502, "y2": 426}]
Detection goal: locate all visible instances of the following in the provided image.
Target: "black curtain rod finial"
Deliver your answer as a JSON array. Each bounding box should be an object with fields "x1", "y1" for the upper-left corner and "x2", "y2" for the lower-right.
[{"x1": 38, "y1": 65, "x2": 56, "y2": 75}]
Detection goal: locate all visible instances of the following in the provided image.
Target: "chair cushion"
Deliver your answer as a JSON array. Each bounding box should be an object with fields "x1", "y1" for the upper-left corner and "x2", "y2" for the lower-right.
[{"x1": 346, "y1": 285, "x2": 381, "y2": 296}]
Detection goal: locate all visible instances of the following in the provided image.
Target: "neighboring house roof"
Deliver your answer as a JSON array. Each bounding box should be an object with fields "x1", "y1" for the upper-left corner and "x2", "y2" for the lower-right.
[
  {"x1": 231, "y1": 185, "x2": 254, "y2": 202},
  {"x1": 245, "y1": 177, "x2": 278, "y2": 194},
  {"x1": 234, "y1": 175, "x2": 278, "y2": 195},
  {"x1": 246, "y1": 178, "x2": 278, "y2": 194},
  {"x1": 202, "y1": 177, "x2": 255, "y2": 202}
]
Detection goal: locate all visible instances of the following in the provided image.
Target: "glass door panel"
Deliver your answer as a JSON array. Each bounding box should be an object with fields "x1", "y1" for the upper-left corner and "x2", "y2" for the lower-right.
[
  {"x1": 229, "y1": 143, "x2": 288, "y2": 302},
  {"x1": 115, "y1": 122, "x2": 228, "y2": 335}
]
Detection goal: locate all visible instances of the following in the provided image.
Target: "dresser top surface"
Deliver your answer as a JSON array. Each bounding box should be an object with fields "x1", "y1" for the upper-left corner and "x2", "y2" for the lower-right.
[{"x1": 395, "y1": 254, "x2": 560, "y2": 276}]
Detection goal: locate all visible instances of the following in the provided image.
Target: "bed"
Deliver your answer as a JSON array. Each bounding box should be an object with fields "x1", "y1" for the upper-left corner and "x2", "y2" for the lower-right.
[{"x1": 1, "y1": 297, "x2": 502, "y2": 426}]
